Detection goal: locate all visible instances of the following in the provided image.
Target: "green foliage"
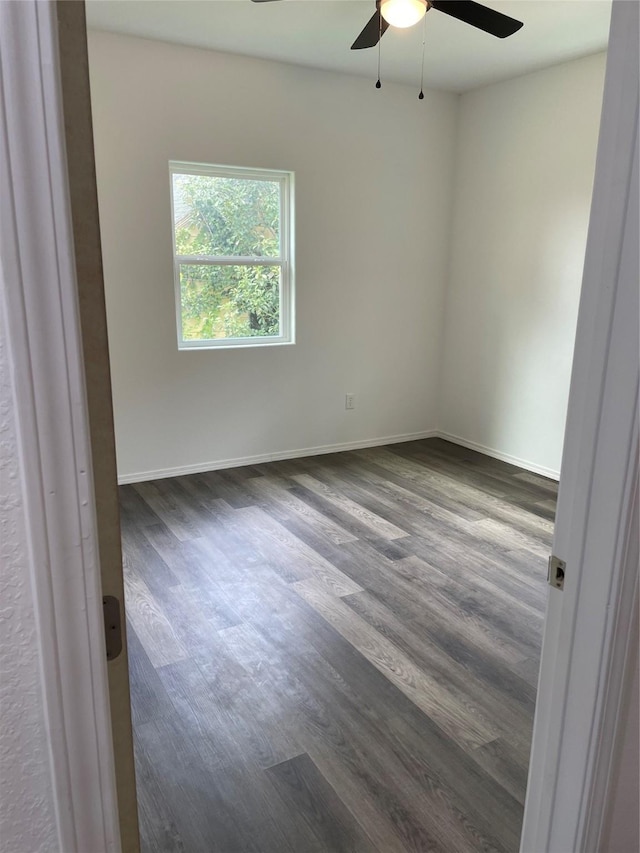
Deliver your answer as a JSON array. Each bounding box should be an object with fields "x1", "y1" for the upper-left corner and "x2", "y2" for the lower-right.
[{"x1": 174, "y1": 174, "x2": 281, "y2": 340}]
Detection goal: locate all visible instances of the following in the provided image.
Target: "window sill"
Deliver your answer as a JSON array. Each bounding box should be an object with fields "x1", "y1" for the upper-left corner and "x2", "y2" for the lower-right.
[{"x1": 178, "y1": 339, "x2": 296, "y2": 352}]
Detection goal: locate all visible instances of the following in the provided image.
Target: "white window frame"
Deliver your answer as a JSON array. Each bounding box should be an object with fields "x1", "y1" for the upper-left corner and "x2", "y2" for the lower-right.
[{"x1": 169, "y1": 160, "x2": 295, "y2": 349}]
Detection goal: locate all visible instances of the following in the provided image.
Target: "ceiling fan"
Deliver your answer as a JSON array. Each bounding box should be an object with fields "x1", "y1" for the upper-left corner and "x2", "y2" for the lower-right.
[{"x1": 250, "y1": 0, "x2": 524, "y2": 50}]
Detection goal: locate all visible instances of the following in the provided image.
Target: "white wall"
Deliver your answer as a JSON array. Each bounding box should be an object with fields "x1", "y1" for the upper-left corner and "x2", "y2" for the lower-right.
[
  {"x1": 439, "y1": 53, "x2": 606, "y2": 477},
  {"x1": 0, "y1": 298, "x2": 58, "y2": 852},
  {"x1": 89, "y1": 35, "x2": 607, "y2": 483},
  {"x1": 88, "y1": 31, "x2": 457, "y2": 482}
]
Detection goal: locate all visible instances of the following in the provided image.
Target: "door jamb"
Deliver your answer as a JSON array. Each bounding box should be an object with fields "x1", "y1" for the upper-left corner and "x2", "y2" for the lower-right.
[
  {"x1": 520, "y1": 2, "x2": 639, "y2": 850},
  {"x1": 0, "y1": 1, "x2": 121, "y2": 850}
]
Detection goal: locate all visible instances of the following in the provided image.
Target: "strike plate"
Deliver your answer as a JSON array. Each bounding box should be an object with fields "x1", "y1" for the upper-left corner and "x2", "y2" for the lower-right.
[
  {"x1": 103, "y1": 595, "x2": 123, "y2": 661},
  {"x1": 548, "y1": 555, "x2": 566, "y2": 591}
]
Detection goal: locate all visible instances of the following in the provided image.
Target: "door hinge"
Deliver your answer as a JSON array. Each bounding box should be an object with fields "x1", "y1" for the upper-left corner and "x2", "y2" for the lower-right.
[
  {"x1": 103, "y1": 595, "x2": 123, "y2": 660},
  {"x1": 548, "y1": 555, "x2": 566, "y2": 591}
]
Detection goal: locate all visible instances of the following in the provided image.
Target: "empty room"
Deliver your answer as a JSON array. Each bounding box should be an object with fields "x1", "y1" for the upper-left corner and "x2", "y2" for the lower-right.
[{"x1": 83, "y1": 1, "x2": 611, "y2": 850}]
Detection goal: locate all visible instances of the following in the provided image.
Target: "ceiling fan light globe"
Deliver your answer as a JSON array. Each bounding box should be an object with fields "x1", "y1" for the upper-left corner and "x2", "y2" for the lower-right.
[{"x1": 380, "y1": 0, "x2": 427, "y2": 29}]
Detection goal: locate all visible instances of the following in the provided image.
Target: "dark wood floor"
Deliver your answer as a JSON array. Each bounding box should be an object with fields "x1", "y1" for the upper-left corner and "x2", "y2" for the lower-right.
[{"x1": 119, "y1": 438, "x2": 556, "y2": 853}]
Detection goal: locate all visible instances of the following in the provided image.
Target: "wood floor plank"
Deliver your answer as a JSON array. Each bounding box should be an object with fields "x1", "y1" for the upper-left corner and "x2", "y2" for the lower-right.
[
  {"x1": 510, "y1": 655, "x2": 542, "y2": 689},
  {"x1": 248, "y1": 475, "x2": 358, "y2": 545},
  {"x1": 363, "y1": 443, "x2": 539, "y2": 506},
  {"x1": 120, "y1": 521, "x2": 179, "y2": 594},
  {"x1": 512, "y1": 469, "x2": 559, "y2": 493},
  {"x1": 304, "y1": 463, "x2": 445, "y2": 538},
  {"x1": 166, "y1": 476, "x2": 234, "y2": 536},
  {"x1": 341, "y1": 588, "x2": 534, "y2": 747},
  {"x1": 329, "y1": 451, "x2": 548, "y2": 550},
  {"x1": 291, "y1": 472, "x2": 408, "y2": 540},
  {"x1": 293, "y1": 577, "x2": 500, "y2": 750},
  {"x1": 200, "y1": 762, "x2": 307, "y2": 853},
  {"x1": 197, "y1": 469, "x2": 258, "y2": 509},
  {"x1": 472, "y1": 736, "x2": 530, "y2": 806},
  {"x1": 150, "y1": 581, "x2": 230, "y2": 654},
  {"x1": 133, "y1": 480, "x2": 202, "y2": 541},
  {"x1": 332, "y1": 538, "x2": 532, "y2": 669},
  {"x1": 154, "y1": 656, "x2": 250, "y2": 772},
  {"x1": 390, "y1": 555, "x2": 544, "y2": 657},
  {"x1": 257, "y1": 606, "x2": 524, "y2": 851},
  {"x1": 120, "y1": 438, "x2": 554, "y2": 852},
  {"x1": 119, "y1": 482, "x2": 163, "y2": 527},
  {"x1": 345, "y1": 455, "x2": 485, "y2": 523},
  {"x1": 133, "y1": 734, "x2": 187, "y2": 853},
  {"x1": 292, "y1": 657, "x2": 502, "y2": 853},
  {"x1": 469, "y1": 517, "x2": 550, "y2": 559},
  {"x1": 199, "y1": 625, "x2": 305, "y2": 770},
  {"x1": 229, "y1": 505, "x2": 364, "y2": 596},
  {"x1": 134, "y1": 715, "x2": 249, "y2": 852},
  {"x1": 232, "y1": 619, "x2": 449, "y2": 853},
  {"x1": 141, "y1": 524, "x2": 242, "y2": 631},
  {"x1": 266, "y1": 753, "x2": 379, "y2": 853},
  {"x1": 341, "y1": 453, "x2": 552, "y2": 567},
  {"x1": 126, "y1": 620, "x2": 175, "y2": 726},
  {"x1": 401, "y1": 530, "x2": 547, "y2": 603},
  {"x1": 123, "y1": 566, "x2": 188, "y2": 668}
]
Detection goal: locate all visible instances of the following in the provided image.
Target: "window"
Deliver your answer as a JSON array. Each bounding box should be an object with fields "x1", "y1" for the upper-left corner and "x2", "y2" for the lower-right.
[{"x1": 169, "y1": 161, "x2": 294, "y2": 349}]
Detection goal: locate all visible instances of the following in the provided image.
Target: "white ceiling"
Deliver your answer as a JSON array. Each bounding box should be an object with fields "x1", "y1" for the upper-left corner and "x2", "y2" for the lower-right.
[{"x1": 86, "y1": 0, "x2": 611, "y2": 92}]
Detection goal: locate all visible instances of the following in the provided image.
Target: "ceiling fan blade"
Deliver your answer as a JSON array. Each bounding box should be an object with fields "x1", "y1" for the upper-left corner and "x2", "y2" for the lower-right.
[
  {"x1": 250, "y1": 0, "x2": 281, "y2": 3},
  {"x1": 351, "y1": 10, "x2": 390, "y2": 50},
  {"x1": 429, "y1": 1, "x2": 523, "y2": 38}
]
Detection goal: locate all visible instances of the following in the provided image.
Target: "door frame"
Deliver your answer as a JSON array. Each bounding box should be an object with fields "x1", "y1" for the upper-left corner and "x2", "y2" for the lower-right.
[
  {"x1": 1, "y1": 1, "x2": 637, "y2": 851},
  {"x1": 520, "y1": 3, "x2": 639, "y2": 849},
  {"x1": 0, "y1": 2, "x2": 121, "y2": 851}
]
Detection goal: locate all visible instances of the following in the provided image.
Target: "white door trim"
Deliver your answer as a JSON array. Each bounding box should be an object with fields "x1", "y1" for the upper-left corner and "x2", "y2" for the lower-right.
[
  {"x1": 521, "y1": 1, "x2": 639, "y2": 850},
  {"x1": 0, "y1": 2, "x2": 121, "y2": 851}
]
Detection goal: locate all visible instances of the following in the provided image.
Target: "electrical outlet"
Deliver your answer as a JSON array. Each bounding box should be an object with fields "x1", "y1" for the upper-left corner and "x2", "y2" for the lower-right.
[{"x1": 345, "y1": 393, "x2": 355, "y2": 410}]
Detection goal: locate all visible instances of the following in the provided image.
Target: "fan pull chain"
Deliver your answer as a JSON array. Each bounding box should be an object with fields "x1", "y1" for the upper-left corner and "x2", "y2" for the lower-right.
[
  {"x1": 418, "y1": 11, "x2": 427, "y2": 99},
  {"x1": 376, "y1": 10, "x2": 382, "y2": 88}
]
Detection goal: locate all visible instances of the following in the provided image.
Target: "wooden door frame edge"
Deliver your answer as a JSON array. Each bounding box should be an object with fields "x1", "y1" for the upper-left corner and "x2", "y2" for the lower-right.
[
  {"x1": 521, "y1": 2, "x2": 639, "y2": 850},
  {"x1": 0, "y1": 2, "x2": 121, "y2": 851}
]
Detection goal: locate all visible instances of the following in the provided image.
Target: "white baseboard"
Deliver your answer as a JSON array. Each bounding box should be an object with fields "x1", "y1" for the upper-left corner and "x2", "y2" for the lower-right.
[
  {"x1": 436, "y1": 431, "x2": 560, "y2": 481},
  {"x1": 117, "y1": 428, "x2": 560, "y2": 485},
  {"x1": 117, "y1": 429, "x2": 439, "y2": 485}
]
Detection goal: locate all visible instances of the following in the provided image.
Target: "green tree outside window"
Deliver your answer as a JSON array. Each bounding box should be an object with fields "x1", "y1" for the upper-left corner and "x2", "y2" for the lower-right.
[{"x1": 173, "y1": 173, "x2": 282, "y2": 340}]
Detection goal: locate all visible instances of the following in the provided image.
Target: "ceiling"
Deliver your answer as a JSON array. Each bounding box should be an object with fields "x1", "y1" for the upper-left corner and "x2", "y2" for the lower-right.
[{"x1": 86, "y1": 0, "x2": 611, "y2": 92}]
